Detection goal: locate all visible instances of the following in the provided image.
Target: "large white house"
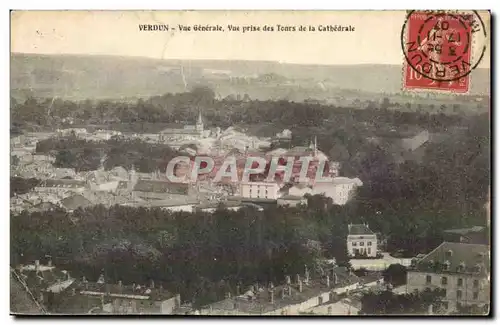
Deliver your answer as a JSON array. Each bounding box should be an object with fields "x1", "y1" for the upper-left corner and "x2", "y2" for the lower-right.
[{"x1": 347, "y1": 224, "x2": 378, "y2": 258}]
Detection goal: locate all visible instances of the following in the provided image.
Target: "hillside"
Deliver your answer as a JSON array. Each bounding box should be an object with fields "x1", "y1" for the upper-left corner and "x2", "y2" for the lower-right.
[{"x1": 11, "y1": 53, "x2": 490, "y2": 102}]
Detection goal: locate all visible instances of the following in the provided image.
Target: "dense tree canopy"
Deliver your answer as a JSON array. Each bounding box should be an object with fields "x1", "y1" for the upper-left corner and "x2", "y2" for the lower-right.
[
  {"x1": 11, "y1": 201, "x2": 338, "y2": 308},
  {"x1": 35, "y1": 137, "x2": 178, "y2": 173}
]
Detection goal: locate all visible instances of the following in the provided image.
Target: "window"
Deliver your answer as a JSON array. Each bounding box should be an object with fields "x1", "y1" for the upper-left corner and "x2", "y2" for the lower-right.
[
  {"x1": 473, "y1": 292, "x2": 479, "y2": 300},
  {"x1": 426, "y1": 275, "x2": 432, "y2": 284},
  {"x1": 441, "y1": 277, "x2": 448, "y2": 285},
  {"x1": 457, "y1": 290, "x2": 462, "y2": 299},
  {"x1": 359, "y1": 242, "x2": 365, "y2": 246},
  {"x1": 473, "y1": 280, "x2": 479, "y2": 288},
  {"x1": 368, "y1": 242, "x2": 372, "y2": 246},
  {"x1": 443, "y1": 302, "x2": 449, "y2": 310},
  {"x1": 457, "y1": 278, "x2": 463, "y2": 287},
  {"x1": 367, "y1": 248, "x2": 371, "y2": 255},
  {"x1": 443, "y1": 289, "x2": 447, "y2": 296},
  {"x1": 352, "y1": 242, "x2": 357, "y2": 247}
]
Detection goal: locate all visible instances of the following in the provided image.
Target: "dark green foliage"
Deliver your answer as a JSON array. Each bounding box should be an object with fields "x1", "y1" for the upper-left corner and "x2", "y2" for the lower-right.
[
  {"x1": 360, "y1": 288, "x2": 446, "y2": 315},
  {"x1": 10, "y1": 177, "x2": 40, "y2": 197},
  {"x1": 383, "y1": 264, "x2": 407, "y2": 287},
  {"x1": 36, "y1": 137, "x2": 178, "y2": 173},
  {"x1": 11, "y1": 204, "x2": 331, "y2": 308}
]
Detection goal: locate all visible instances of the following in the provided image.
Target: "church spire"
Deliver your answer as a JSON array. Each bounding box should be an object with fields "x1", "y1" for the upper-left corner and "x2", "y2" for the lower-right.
[
  {"x1": 314, "y1": 136, "x2": 318, "y2": 157},
  {"x1": 196, "y1": 110, "x2": 204, "y2": 133},
  {"x1": 197, "y1": 110, "x2": 203, "y2": 125}
]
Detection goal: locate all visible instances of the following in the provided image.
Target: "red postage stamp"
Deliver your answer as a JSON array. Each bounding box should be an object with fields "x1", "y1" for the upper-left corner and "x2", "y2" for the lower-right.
[{"x1": 401, "y1": 10, "x2": 487, "y2": 93}]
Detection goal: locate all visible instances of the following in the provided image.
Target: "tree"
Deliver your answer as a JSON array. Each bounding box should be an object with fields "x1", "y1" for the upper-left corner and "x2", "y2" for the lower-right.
[
  {"x1": 381, "y1": 97, "x2": 391, "y2": 110},
  {"x1": 190, "y1": 86, "x2": 215, "y2": 107},
  {"x1": 383, "y1": 263, "x2": 407, "y2": 286},
  {"x1": 11, "y1": 155, "x2": 20, "y2": 167}
]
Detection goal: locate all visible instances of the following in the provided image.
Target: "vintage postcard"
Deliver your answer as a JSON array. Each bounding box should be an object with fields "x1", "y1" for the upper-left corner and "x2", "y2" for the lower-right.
[{"x1": 10, "y1": 10, "x2": 490, "y2": 316}]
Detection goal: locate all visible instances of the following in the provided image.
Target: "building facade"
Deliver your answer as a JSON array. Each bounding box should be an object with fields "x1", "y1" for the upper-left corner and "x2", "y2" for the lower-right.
[
  {"x1": 406, "y1": 242, "x2": 490, "y2": 314},
  {"x1": 347, "y1": 224, "x2": 378, "y2": 258},
  {"x1": 239, "y1": 181, "x2": 281, "y2": 200}
]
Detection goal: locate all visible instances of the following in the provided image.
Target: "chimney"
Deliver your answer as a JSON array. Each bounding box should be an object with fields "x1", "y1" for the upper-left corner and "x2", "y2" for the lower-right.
[
  {"x1": 150, "y1": 279, "x2": 155, "y2": 289},
  {"x1": 66, "y1": 271, "x2": 70, "y2": 281},
  {"x1": 132, "y1": 283, "x2": 136, "y2": 292},
  {"x1": 236, "y1": 284, "x2": 241, "y2": 296},
  {"x1": 269, "y1": 288, "x2": 274, "y2": 304},
  {"x1": 326, "y1": 275, "x2": 330, "y2": 288},
  {"x1": 428, "y1": 303, "x2": 433, "y2": 315},
  {"x1": 71, "y1": 288, "x2": 76, "y2": 296},
  {"x1": 47, "y1": 258, "x2": 52, "y2": 267},
  {"x1": 304, "y1": 265, "x2": 310, "y2": 285},
  {"x1": 281, "y1": 287, "x2": 285, "y2": 299},
  {"x1": 118, "y1": 280, "x2": 123, "y2": 293},
  {"x1": 285, "y1": 275, "x2": 291, "y2": 285},
  {"x1": 296, "y1": 274, "x2": 300, "y2": 285},
  {"x1": 288, "y1": 285, "x2": 292, "y2": 296},
  {"x1": 299, "y1": 280, "x2": 303, "y2": 293},
  {"x1": 332, "y1": 269, "x2": 338, "y2": 284},
  {"x1": 35, "y1": 260, "x2": 40, "y2": 273}
]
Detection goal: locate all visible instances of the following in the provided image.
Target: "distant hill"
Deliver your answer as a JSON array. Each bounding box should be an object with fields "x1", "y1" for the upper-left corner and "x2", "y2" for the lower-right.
[{"x1": 11, "y1": 53, "x2": 490, "y2": 101}]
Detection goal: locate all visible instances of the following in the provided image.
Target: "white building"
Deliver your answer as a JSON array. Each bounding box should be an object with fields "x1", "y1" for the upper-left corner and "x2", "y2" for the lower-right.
[
  {"x1": 289, "y1": 184, "x2": 313, "y2": 197},
  {"x1": 406, "y1": 242, "x2": 490, "y2": 314},
  {"x1": 312, "y1": 177, "x2": 362, "y2": 205},
  {"x1": 239, "y1": 181, "x2": 281, "y2": 200},
  {"x1": 288, "y1": 177, "x2": 362, "y2": 206},
  {"x1": 347, "y1": 224, "x2": 378, "y2": 258}
]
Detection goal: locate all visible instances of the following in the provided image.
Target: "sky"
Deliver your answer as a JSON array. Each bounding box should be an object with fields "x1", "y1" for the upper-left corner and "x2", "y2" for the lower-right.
[{"x1": 11, "y1": 10, "x2": 490, "y2": 67}]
